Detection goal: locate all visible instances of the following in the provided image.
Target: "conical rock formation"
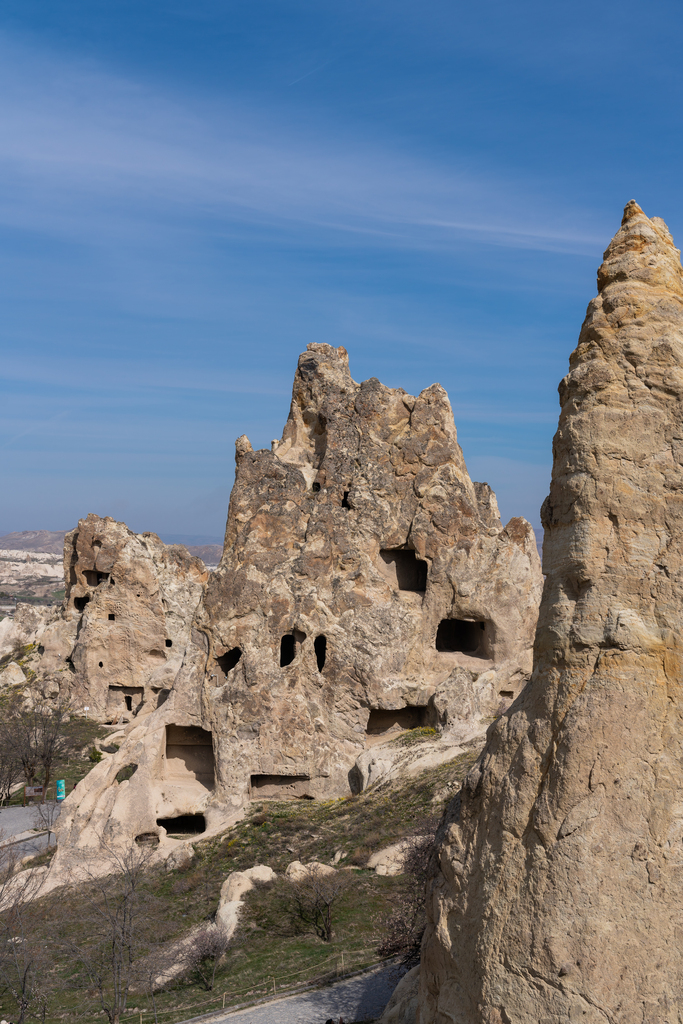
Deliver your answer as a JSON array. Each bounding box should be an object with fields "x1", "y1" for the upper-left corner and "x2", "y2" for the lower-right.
[{"x1": 420, "y1": 202, "x2": 683, "y2": 1022}]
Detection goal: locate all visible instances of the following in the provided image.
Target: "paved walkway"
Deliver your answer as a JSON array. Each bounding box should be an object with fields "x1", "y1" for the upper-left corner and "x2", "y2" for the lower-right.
[
  {"x1": 183, "y1": 963, "x2": 403, "y2": 1024},
  {"x1": 0, "y1": 804, "x2": 60, "y2": 858}
]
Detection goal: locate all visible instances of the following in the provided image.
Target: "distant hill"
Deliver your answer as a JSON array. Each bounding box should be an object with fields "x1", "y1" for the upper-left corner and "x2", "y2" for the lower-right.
[
  {"x1": 0, "y1": 530, "x2": 67, "y2": 554},
  {"x1": 0, "y1": 530, "x2": 222, "y2": 566},
  {"x1": 185, "y1": 544, "x2": 222, "y2": 564}
]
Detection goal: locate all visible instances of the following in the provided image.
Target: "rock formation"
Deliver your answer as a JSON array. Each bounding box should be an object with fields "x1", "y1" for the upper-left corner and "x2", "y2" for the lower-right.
[
  {"x1": 52, "y1": 345, "x2": 541, "y2": 867},
  {"x1": 420, "y1": 202, "x2": 683, "y2": 1022},
  {"x1": 0, "y1": 516, "x2": 208, "y2": 711}
]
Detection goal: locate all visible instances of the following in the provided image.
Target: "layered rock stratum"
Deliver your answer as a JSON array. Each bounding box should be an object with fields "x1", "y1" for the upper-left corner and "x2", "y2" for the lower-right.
[
  {"x1": 420, "y1": 202, "x2": 683, "y2": 1023},
  {"x1": 51, "y1": 345, "x2": 541, "y2": 866}
]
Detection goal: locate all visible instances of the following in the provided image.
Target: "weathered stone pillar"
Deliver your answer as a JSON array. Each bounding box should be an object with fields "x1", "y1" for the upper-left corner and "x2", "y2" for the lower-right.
[{"x1": 421, "y1": 202, "x2": 683, "y2": 1023}]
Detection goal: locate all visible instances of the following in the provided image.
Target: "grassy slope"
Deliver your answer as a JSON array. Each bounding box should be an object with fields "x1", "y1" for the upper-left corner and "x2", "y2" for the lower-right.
[{"x1": 10, "y1": 740, "x2": 479, "y2": 1024}]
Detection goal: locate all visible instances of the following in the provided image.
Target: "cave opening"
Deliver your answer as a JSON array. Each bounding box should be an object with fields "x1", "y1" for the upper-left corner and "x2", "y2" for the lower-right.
[
  {"x1": 165, "y1": 638, "x2": 173, "y2": 648},
  {"x1": 74, "y1": 595, "x2": 89, "y2": 612},
  {"x1": 366, "y1": 706, "x2": 428, "y2": 736},
  {"x1": 250, "y1": 774, "x2": 312, "y2": 800},
  {"x1": 164, "y1": 725, "x2": 215, "y2": 788},
  {"x1": 280, "y1": 629, "x2": 305, "y2": 667},
  {"x1": 380, "y1": 548, "x2": 427, "y2": 592},
  {"x1": 314, "y1": 634, "x2": 327, "y2": 672},
  {"x1": 217, "y1": 648, "x2": 242, "y2": 674},
  {"x1": 156, "y1": 813, "x2": 206, "y2": 836},
  {"x1": 436, "y1": 618, "x2": 487, "y2": 655},
  {"x1": 342, "y1": 491, "x2": 351, "y2": 509}
]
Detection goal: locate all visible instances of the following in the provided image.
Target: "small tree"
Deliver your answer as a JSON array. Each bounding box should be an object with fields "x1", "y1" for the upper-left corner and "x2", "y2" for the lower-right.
[
  {"x1": 0, "y1": 842, "x2": 49, "y2": 1023},
  {"x1": 284, "y1": 866, "x2": 352, "y2": 943},
  {"x1": 7, "y1": 698, "x2": 72, "y2": 801},
  {"x1": 0, "y1": 721, "x2": 23, "y2": 805},
  {"x1": 182, "y1": 927, "x2": 230, "y2": 991},
  {"x1": 32, "y1": 799, "x2": 61, "y2": 847},
  {"x1": 65, "y1": 839, "x2": 162, "y2": 1024},
  {"x1": 376, "y1": 819, "x2": 439, "y2": 967}
]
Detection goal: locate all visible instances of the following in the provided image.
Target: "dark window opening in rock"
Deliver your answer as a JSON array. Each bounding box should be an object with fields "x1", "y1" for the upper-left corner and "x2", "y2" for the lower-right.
[
  {"x1": 135, "y1": 832, "x2": 159, "y2": 847},
  {"x1": 499, "y1": 690, "x2": 514, "y2": 698},
  {"x1": 312, "y1": 482, "x2": 321, "y2": 492},
  {"x1": 366, "y1": 706, "x2": 428, "y2": 735},
  {"x1": 98, "y1": 661, "x2": 104, "y2": 668},
  {"x1": 116, "y1": 764, "x2": 137, "y2": 784},
  {"x1": 380, "y1": 548, "x2": 427, "y2": 592},
  {"x1": 108, "y1": 613, "x2": 115, "y2": 621},
  {"x1": 250, "y1": 774, "x2": 312, "y2": 800},
  {"x1": 436, "y1": 618, "x2": 487, "y2": 655},
  {"x1": 280, "y1": 629, "x2": 305, "y2": 668},
  {"x1": 106, "y1": 686, "x2": 143, "y2": 719},
  {"x1": 314, "y1": 634, "x2": 327, "y2": 672},
  {"x1": 74, "y1": 595, "x2": 89, "y2": 612},
  {"x1": 157, "y1": 813, "x2": 206, "y2": 836},
  {"x1": 217, "y1": 648, "x2": 242, "y2": 674},
  {"x1": 165, "y1": 638, "x2": 173, "y2": 648},
  {"x1": 342, "y1": 491, "x2": 351, "y2": 509},
  {"x1": 37, "y1": 645, "x2": 44, "y2": 655},
  {"x1": 280, "y1": 634, "x2": 295, "y2": 667},
  {"x1": 110, "y1": 578, "x2": 115, "y2": 585},
  {"x1": 84, "y1": 570, "x2": 110, "y2": 588},
  {"x1": 164, "y1": 725, "x2": 215, "y2": 788}
]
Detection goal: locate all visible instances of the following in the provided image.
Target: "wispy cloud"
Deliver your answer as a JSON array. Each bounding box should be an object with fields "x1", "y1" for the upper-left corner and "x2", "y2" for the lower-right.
[{"x1": 0, "y1": 33, "x2": 605, "y2": 257}]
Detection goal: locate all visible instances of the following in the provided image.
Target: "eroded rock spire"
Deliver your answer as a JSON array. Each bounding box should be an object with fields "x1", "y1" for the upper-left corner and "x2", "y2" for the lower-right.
[{"x1": 420, "y1": 203, "x2": 683, "y2": 1021}]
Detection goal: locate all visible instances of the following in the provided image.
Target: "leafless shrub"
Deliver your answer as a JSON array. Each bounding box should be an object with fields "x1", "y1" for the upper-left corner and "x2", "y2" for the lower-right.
[
  {"x1": 181, "y1": 926, "x2": 230, "y2": 991},
  {"x1": 376, "y1": 817, "x2": 440, "y2": 967},
  {"x1": 283, "y1": 866, "x2": 353, "y2": 943},
  {"x1": 0, "y1": 843, "x2": 49, "y2": 1023},
  {"x1": 63, "y1": 838, "x2": 166, "y2": 1024}
]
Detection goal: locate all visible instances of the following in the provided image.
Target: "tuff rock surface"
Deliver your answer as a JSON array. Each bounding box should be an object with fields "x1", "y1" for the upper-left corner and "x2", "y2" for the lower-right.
[
  {"x1": 51, "y1": 346, "x2": 540, "y2": 869},
  {"x1": 0, "y1": 515, "x2": 208, "y2": 715},
  {"x1": 197, "y1": 343, "x2": 541, "y2": 807},
  {"x1": 420, "y1": 202, "x2": 683, "y2": 1023}
]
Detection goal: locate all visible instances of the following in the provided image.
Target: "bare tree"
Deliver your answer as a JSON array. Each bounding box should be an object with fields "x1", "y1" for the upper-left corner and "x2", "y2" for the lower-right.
[
  {"x1": 0, "y1": 843, "x2": 49, "y2": 1023},
  {"x1": 181, "y1": 927, "x2": 230, "y2": 991},
  {"x1": 32, "y1": 799, "x2": 61, "y2": 847},
  {"x1": 376, "y1": 818, "x2": 439, "y2": 967},
  {"x1": 7, "y1": 698, "x2": 72, "y2": 801},
  {"x1": 0, "y1": 721, "x2": 23, "y2": 805},
  {"x1": 284, "y1": 867, "x2": 352, "y2": 943},
  {"x1": 64, "y1": 839, "x2": 162, "y2": 1024}
]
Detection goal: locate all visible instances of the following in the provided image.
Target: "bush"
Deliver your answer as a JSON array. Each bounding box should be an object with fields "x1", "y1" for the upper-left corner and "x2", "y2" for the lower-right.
[
  {"x1": 376, "y1": 817, "x2": 440, "y2": 967},
  {"x1": 182, "y1": 927, "x2": 230, "y2": 990},
  {"x1": 88, "y1": 747, "x2": 103, "y2": 763}
]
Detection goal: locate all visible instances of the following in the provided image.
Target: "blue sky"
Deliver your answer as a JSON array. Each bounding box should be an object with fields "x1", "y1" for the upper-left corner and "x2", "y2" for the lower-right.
[{"x1": 2, "y1": 0, "x2": 682, "y2": 542}]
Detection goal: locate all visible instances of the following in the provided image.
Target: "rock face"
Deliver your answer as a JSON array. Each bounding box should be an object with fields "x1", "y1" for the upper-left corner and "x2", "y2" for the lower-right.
[
  {"x1": 59, "y1": 516, "x2": 208, "y2": 720},
  {"x1": 52, "y1": 345, "x2": 541, "y2": 865},
  {"x1": 197, "y1": 344, "x2": 541, "y2": 807},
  {"x1": 421, "y1": 202, "x2": 683, "y2": 1022},
  {"x1": 4, "y1": 515, "x2": 207, "y2": 715}
]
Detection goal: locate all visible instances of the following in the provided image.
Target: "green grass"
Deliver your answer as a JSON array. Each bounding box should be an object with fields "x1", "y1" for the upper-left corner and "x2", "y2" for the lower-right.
[{"x1": 7, "y1": 748, "x2": 479, "y2": 1024}]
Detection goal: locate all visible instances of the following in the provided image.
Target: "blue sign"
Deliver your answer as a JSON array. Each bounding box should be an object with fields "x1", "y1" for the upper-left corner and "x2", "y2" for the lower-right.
[{"x1": 56, "y1": 780, "x2": 66, "y2": 802}]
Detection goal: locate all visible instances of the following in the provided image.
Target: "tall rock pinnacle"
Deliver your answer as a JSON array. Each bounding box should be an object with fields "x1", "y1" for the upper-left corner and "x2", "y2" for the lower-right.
[{"x1": 420, "y1": 203, "x2": 683, "y2": 1022}]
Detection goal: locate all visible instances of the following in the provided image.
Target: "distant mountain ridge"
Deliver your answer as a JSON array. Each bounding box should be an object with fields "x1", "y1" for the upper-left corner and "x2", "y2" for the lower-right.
[
  {"x1": 0, "y1": 530, "x2": 222, "y2": 565},
  {"x1": 0, "y1": 530, "x2": 67, "y2": 554}
]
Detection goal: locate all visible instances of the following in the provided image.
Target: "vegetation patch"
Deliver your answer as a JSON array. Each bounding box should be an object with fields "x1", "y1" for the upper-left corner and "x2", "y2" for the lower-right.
[{"x1": 0, "y1": 749, "x2": 479, "y2": 1023}]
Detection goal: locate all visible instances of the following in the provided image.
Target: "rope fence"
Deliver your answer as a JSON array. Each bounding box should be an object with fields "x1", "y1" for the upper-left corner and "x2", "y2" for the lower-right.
[{"x1": 118, "y1": 946, "x2": 387, "y2": 1024}]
